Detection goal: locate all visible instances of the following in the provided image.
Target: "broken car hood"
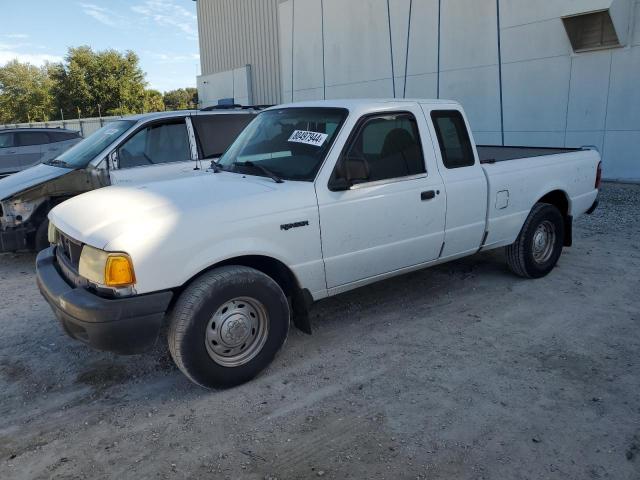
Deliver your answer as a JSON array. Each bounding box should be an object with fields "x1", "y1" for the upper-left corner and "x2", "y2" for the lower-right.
[{"x1": 0, "y1": 163, "x2": 73, "y2": 201}]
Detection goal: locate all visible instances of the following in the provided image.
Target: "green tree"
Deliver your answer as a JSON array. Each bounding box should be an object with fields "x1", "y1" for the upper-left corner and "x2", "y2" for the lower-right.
[
  {"x1": 163, "y1": 87, "x2": 198, "y2": 111},
  {"x1": 51, "y1": 46, "x2": 147, "y2": 118},
  {"x1": 0, "y1": 47, "x2": 198, "y2": 123},
  {"x1": 143, "y1": 89, "x2": 165, "y2": 113},
  {"x1": 0, "y1": 60, "x2": 55, "y2": 123}
]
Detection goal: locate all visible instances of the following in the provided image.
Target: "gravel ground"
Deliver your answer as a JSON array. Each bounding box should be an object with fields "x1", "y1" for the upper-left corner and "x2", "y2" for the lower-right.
[{"x1": 1, "y1": 182, "x2": 639, "y2": 480}]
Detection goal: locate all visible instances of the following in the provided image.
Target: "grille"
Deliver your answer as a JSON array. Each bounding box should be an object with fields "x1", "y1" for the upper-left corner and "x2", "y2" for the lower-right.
[
  {"x1": 54, "y1": 231, "x2": 90, "y2": 289},
  {"x1": 56, "y1": 232, "x2": 83, "y2": 272}
]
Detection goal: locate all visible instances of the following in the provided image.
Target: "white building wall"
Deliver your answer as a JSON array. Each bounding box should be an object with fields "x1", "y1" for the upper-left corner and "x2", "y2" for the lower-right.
[
  {"x1": 403, "y1": 0, "x2": 439, "y2": 99},
  {"x1": 322, "y1": 0, "x2": 395, "y2": 99},
  {"x1": 197, "y1": 0, "x2": 281, "y2": 105},
  {"x1": 197, "y1": 65, "x2": 253, "y2": 108},
  {"x1": 440, "y1": 0, "x2": 502, "y2": 144},
  {"x1": 273, "y1": 0, "x2": 640, "y2": 181}
]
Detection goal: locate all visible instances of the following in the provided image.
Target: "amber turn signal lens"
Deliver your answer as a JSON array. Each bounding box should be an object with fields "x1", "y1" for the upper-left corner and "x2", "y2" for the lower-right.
[{"x1": 105, "y1": 255, "x2": 136, "y2": 287}]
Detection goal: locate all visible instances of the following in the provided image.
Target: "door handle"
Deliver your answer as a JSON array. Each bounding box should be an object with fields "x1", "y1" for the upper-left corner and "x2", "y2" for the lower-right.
[{"x1": 421, "y1": 190, "x2": 436, "y2": 201}]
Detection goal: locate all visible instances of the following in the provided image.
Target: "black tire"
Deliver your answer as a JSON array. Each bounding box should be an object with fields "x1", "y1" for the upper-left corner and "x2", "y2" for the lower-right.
[
  {"x1": 168, "y1": 266, "x2": 290, "y2": 389},
  {"x1": 505, "y1": 203, "x2": 565, "y2": 279},
  {"x1": 34, "y1": 219, "x2": 50, "y2": 252}
]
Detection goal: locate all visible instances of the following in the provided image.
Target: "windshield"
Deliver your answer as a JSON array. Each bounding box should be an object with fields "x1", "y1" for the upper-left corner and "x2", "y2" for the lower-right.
[
  {"x1": 49, "y1": 120, "x2": 136, "y2": 168},
  {"x1": 217, "y1": 108, "x2": 348, "y2": 181}
]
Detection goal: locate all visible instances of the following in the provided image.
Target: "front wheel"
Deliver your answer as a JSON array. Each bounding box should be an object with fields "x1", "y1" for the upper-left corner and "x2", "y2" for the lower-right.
[
  {"x1": 505, "y1": 203, "x2": 565, "y2": 278},
  {"x1": 168, "y1": 266, "x2": 290, "y2": 388},
  {"x1": 34, "y1": 219, "x2": 50, "y2": 252}
]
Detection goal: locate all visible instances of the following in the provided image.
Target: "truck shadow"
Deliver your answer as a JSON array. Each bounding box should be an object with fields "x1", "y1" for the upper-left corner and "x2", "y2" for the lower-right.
[
  {"x1": 3, "y1": 248, "x2": 510, "y2": 403},
  {"x1": 308, "y1": 248, "x2": 509, "y2": 331}
]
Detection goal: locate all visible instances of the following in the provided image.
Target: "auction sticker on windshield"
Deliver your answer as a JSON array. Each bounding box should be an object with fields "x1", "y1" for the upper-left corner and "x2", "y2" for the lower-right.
[{"x1": 288, "y1": 130, "x2": 328, "y2": 147}]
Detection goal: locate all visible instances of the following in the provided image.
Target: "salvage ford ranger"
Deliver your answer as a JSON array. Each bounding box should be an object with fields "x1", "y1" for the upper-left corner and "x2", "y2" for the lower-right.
[{"x1": 36, "y1": 99, "x2": 601, "y2": 388}]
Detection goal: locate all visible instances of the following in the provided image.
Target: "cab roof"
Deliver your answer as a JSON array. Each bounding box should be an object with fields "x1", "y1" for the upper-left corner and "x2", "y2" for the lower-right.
[{"x1": 266, "y1": 98, "x2": 461, "y2": 111}]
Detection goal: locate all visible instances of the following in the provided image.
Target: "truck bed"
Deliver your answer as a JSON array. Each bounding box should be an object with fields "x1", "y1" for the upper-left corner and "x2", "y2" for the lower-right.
[{"x1": 476, "y1": 145, "x2": 581, "y2": 163}]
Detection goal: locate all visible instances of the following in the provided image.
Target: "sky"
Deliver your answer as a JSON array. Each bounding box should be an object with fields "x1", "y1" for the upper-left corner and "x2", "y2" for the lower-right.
[{"x1": 1, "y1": 0, "x2": 200, "y2": 92}]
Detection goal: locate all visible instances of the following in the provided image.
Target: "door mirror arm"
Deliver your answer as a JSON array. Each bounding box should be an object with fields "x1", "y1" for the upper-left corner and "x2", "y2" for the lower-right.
[
  {"x1": 328, "y1": 177, "x2": 352, "y2": 192},
  {"x1": 329, "y1": 155, "x2": 371, "y2": 191}
]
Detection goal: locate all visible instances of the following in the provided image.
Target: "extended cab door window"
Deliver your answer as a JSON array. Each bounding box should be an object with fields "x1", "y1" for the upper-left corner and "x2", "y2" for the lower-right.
[
  {"x1": 117, "y1": 121, "x2": 190, "y2": 169},
  {"x1": 337, "y1": 113, "x2": 426, "y2": 183},
  {"x1": 430, "y1": 110, "x2": 475, "y2": 169},
  {"x1": 429, "y1": 108, "x2": 486, "y2": 257}
]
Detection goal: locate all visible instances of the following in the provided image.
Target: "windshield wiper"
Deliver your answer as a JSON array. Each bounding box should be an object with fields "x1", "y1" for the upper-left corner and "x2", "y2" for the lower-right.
[
  {"x1": 233, "y1": 161, "x2": 284, "y2": 183},
  {"x1": 44, "y1": 159, "x2": 70, "y2": 167}
]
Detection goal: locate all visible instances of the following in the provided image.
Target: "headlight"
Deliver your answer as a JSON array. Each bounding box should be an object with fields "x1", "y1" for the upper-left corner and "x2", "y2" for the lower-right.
[
  {"x1": 47, "y1": 222, "x2": 59, "y2": 244},
  {"x1": 78, "y1": 245, "x2": 136, "y2": 287}
]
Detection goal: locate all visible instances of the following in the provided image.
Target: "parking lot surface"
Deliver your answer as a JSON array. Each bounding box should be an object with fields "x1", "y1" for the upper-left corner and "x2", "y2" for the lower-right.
[{"x1": 1, "y1": 183, "x2": 639, "y2": 480}]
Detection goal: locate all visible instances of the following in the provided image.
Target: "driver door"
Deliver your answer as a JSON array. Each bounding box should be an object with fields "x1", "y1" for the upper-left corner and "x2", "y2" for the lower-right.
[
  {"x1": 109, "y1": 119, "x2": 198, "y2": 185},
  {"x1": 317, "y1": 110, "x2": 446, "y2": 289}
]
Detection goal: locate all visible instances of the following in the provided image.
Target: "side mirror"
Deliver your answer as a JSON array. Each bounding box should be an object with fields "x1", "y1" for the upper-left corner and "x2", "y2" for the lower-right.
[
  {"x1": 344, "y1": 157, "x2": 370, "y2": 183},
  {"x1": 108, "y1": 150, "x2": 119, "y2": 170},
  {"x1": 329, "y1": 156, "x2": 370, "y2": 191}
]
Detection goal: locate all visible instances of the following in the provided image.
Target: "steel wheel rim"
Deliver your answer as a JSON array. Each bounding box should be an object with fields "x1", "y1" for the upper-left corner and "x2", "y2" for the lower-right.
[
  {"x1": 205, "y1": 297, "x2": 269, "y2": 367},
  {"x1": 532, "y1": 220, "x2": 556, "y2": 264}
]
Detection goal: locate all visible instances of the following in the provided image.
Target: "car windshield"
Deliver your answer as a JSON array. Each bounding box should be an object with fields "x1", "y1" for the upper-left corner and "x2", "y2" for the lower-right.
[
  {"x1": 49, "y1": 120, "x2": 136, "y2": 168},
  {"x1": 217, "y1": 108, "x2": 348, "y2": 181}
]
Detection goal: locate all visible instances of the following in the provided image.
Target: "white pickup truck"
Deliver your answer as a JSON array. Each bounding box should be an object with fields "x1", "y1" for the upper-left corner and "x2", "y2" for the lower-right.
[{"x1": 37, "y1": 99, "x2": 601, "y2": 388}]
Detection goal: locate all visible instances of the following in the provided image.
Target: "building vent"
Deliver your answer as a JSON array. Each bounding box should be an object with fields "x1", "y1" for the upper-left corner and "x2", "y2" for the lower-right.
[{"x1": 562, "y1": 10, "x2": 621, "y2": 52}]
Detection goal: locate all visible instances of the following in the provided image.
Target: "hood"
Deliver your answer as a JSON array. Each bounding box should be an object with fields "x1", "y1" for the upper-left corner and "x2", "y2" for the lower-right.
[
  {"x1": 49, "y1": 171, "x2": 316, "y2": 250},
  {"x1": 0, "y1": 163, "x2": 73, "y2": 201}
]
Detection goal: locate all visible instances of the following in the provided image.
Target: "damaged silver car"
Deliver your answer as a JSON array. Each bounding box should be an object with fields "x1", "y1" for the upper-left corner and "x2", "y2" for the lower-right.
[{"x1": 0, "y1": 108, "x2": 259, "y2": 252}]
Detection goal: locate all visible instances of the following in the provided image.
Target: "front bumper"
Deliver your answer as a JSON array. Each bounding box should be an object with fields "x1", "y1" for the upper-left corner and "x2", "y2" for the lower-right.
[{"x1": 36, "y1": 247, "x2": 173, "y2": 354}]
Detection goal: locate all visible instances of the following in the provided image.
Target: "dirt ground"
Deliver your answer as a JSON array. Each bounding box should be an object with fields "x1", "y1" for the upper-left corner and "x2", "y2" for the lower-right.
[{"x1": 1, "y1": 183, "x2": 639, "y2": 480}]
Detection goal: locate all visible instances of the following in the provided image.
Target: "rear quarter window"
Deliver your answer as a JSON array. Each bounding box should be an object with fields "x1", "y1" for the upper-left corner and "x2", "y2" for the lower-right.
[{"x1": 192, "y1": 114, "x2": 255, "y2": 159}]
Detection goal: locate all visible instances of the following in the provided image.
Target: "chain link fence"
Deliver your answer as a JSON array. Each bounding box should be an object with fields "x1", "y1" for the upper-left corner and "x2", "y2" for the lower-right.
[{"x1": 0, "y1": 116, "x2": 124, "y2": 137}]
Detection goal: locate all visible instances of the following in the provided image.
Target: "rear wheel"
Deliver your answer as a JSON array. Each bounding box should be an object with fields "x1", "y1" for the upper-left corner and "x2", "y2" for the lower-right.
[
  {"x1": 505, "y1": 203, "x2": 564, "y2": 278},
  {"x1": 168, "y1": 266, "x2": 290, "y2": 388}
]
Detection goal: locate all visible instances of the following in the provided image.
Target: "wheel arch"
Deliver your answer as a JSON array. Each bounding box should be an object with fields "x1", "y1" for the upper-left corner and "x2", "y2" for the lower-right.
[
  {"x1": 27, "y1": 195, "x2": 76, "y2": 247},
  {"x1": 536, "y1": 189, "x2": 572, "y2": 246},
  {"x1": 173, "y1": 254, "x2": 313, "y2": 334}
]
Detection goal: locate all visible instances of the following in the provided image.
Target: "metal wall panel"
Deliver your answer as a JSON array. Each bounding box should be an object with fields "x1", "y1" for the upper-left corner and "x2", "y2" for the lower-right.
[
  {"x1": 188, "y1": 0, "x2": 640, "y2": 179},
  {"x1": 502, "y1": 55, "x2": 572, "y2": 133},
  {"x1": 197, "y1": 0, "x2": 281, "y2": 104},
  {"x1": 567, "y1": 50, "x2": 612, "y2": 132}
]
